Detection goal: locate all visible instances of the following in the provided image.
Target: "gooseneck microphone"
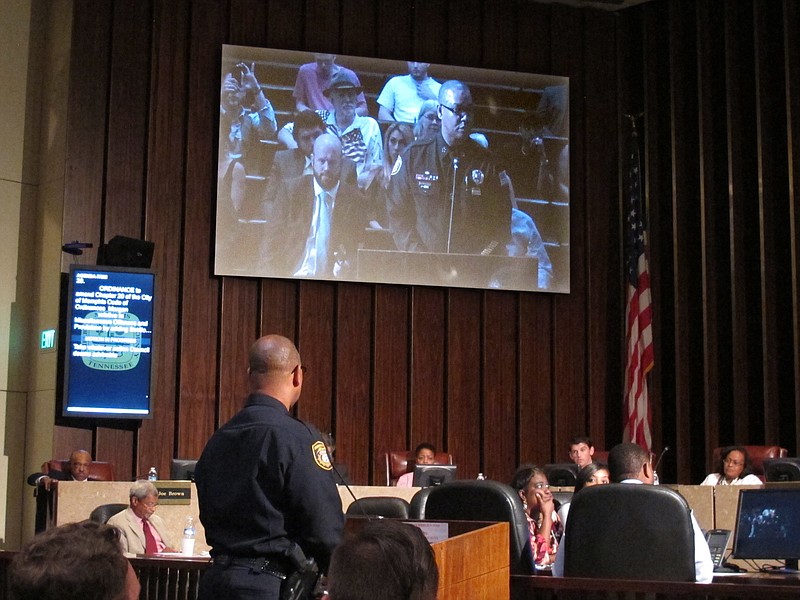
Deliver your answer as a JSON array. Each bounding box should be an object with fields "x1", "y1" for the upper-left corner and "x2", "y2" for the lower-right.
[
  {"x1": 654, "y1": 445, "x2": 670, "y2": 473},
  {"x1": 446, "y1": 157, "x2": 459, "y2": 253}
]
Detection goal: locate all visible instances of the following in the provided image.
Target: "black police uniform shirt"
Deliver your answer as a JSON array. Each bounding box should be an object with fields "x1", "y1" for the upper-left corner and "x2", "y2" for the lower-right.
[
  {"x1": 195, "y1": 394, "x2": 344, "y2": 571},
  {"x1": 386, "y1": 133, "x2": 512, "y2": 255}
]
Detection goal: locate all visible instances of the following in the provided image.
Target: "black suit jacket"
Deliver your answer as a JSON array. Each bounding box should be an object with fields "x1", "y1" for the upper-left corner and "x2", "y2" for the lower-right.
[
  {"x1": 27, "y1": 469, "x2": 73, "y2": 487},
  {"x1": 263, "y1": 175, "x2": 367, "y2": 278}
]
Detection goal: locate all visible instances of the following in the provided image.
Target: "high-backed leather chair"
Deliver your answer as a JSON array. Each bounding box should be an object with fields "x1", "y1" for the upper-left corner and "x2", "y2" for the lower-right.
[
  {"x1": 409, "y1": 487, "x2": 435, "y2": 519},
  {"x1": 90, "y1": 503, "x2": 128, "y2": 524},
  {"x1": 422, "y1": 480, "x2": 534, "y2": 575},
  {"x1": 43, "y1": 459, "x2": 116, "y2": 481},
  {"x1": 345, "y1": 497, "x2": 411, "y2": 519},
  {"x1": 382, "y1": 450, "x2": 454, "y2": 486},
  {"x1": 564, "y1": 483, "x2": 695, "y2": 581},
  {"x1": 710, "y1": 445, "x2": 788, "y2": 480}
]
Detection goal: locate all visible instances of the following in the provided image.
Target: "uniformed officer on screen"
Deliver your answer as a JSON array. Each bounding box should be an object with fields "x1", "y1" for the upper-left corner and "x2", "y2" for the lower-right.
[
  {"x1": 386, "y1": 80, "x2": 512, "y2": 256},
  {"x1": 195, "y1": 334, "x2": 343, "y2": 600}
]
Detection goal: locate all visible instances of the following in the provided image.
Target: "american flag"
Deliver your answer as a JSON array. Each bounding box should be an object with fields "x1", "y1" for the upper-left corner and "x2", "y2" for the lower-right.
[{"x1": 623, "y1": 121, "x2": 654, "y2": 454}]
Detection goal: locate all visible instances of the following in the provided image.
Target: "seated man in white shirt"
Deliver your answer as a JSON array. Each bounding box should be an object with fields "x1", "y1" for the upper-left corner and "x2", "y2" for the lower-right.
[
  {"x1": 108, "y1": 480, "x2": 178, "y2": 556},
  {"x1": 552, "y1": 442, "x2": 714, "y2": 583}
]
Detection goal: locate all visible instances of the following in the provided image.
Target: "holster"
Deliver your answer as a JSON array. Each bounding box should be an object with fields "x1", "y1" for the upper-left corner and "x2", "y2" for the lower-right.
[{"x1": 279, "y1": 544, "x2": 319, "y2": 600}]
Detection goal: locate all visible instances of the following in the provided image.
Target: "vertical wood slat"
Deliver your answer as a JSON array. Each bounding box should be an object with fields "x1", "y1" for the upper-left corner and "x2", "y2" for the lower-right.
[
  {"x1": 176, "y1": 0, "x2": 226, "y2": 460},
  {"x1": 103, "y1": 0, "x2": 152, "y2": 240},
  {"x1": 410, "y1": 288, "x2": 447, "y2": 450},
  {"x1": 61, "y1": 0, "x2": 113, "y2": 269},
  {"x1": 696, "y1": 0, "x2": 730, "y2": 461},
  {"x1": 784, "y1": 0, "x2": 800, "y2": 453},
  {"x1": 724, "y1": 1, "x2": 763, "y2": 444},
  {"x1": 296, "y1": 282, "x2": 336, "y2": 429},
  {"x1": 483, "y1": 292, "x2": 519, "y2": 480},
  {"x1": 584, "y1": 10, "x2": 621, "y2": 451},
  {"x1": 753, "y1": 1, "x2": 793, "y2": 445},
  {"x1": 334, "y1": 285, "x2": 372, "y2": 484},
  {"x1": 139, "y1": 0, "x2": 191, "y2": 479},
  {"x1": 668, "y1": 0, "x2": 703, "y2": 480},
  {"x1": 549, "y1": 5, "x2": 588, "y2": 458},
  {"x1": 447, "y1": 290, "x2": 482, "y2": 478},
  {"x1": 372, "y1": 286, "x2": 410, "y2": 483}
]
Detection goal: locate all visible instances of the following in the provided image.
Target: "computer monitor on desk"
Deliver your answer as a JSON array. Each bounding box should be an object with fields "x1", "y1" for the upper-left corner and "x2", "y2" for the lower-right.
[
  {"x1": 171, "y1": 459, "x2": 198, "y2": 481},
  {"x1": 733, "y1": 488, "x2": 800, "y2": 572},
  {"x1": 413, "y1": 465, "x2": 458, "y2": 487},
  {"x1": 764, "y1": 458, "x2": 800, "y2": 482}
]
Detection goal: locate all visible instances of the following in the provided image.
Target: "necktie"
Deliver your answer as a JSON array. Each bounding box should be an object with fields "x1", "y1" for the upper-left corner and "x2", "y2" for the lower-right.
[
  {"x1": 142, "y1": 519, "x2": 158, "y2": 554},
  {"x1": 316, "y1": 191, "x2": 332, "y2": 273}
]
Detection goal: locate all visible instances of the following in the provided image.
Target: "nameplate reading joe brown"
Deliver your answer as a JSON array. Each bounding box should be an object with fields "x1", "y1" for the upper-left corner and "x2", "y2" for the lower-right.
[{"x1": 154, "y1": 481, "x2": 191, "y2": 505}]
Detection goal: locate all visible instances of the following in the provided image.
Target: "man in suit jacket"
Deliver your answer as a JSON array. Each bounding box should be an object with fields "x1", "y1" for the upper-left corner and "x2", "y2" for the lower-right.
[
  {"x1": 263, "y1": 133, "x2": 367, "y2": 279},
  {"x1": 108, "y1": 480, "x2": 178, "y2": 555},
  {"x1": 27, "y1": 449, "x2": 92, "y2": 490}
]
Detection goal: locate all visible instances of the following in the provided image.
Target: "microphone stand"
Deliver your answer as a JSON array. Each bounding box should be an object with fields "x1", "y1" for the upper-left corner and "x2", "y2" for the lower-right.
[{"x1": 446, "y1": 157, "x2": 459, "y2": 253}]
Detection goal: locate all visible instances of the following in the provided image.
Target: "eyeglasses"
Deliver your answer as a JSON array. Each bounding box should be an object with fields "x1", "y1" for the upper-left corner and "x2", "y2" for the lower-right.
[
  {"x1": 532, "y1": 482, "x2": 549, "y2": 490},
  {"x1": 723, "y1": 458, "x2": 744, "y2": 466},
  {"x1": 421, "y1": 113, "x2": 440, "y2": 122},
  {"x1": 139, "y1": 500, "x2": 159, "y2": 509},
  {"x1": 439, "y1": 103, "x2": 474, "y2": 120}
]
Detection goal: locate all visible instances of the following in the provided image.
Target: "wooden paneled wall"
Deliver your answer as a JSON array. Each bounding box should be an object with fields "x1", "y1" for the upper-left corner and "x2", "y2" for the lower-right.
[{"x1": 54, "y1": 0, "x2": 799, "y2": 485}]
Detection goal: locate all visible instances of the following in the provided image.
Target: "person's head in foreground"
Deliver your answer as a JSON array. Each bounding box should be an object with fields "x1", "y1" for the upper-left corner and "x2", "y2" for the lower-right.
[
  {"x1": 326, "y1": 519, "x2": 439, "y2": 600},
  {"x1": 9, "y1": 520, "x2": 140, "y2": 600},
  {"x1": 608, "y1": 442, "x2": 654, "y2": 483}
]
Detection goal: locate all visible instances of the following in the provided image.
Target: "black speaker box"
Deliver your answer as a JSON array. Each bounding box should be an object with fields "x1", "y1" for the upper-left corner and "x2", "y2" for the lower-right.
[{"x1": 98, "y1": 236, "x2": 154, "y2": 269}]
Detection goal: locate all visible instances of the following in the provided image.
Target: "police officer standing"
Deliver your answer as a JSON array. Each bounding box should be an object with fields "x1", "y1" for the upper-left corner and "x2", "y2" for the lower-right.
[
  {"x1": 195, "y1": 335, "x2": 343, "y2": 600},
  {"x1": 386, "y1": 80, "x2": 512, "y2": 256}
]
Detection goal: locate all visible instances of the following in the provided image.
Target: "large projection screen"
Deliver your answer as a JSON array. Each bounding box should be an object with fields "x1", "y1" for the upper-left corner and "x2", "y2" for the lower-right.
[{"x1": 216, "y1": 45, "x2": 569, "y2": 293}]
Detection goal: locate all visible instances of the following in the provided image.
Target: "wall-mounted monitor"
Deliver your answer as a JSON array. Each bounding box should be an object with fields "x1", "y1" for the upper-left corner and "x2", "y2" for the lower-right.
[
  {"x1": 733, "y1": 488, "x2": 800, "y2": 572},
  {"x1": 215, "y1": 45, "x2": 570, "y2": 293},
  {"x1": 413, "y1": 464, "x2": 458, "y2": 487},
  {"x1": 62, "y1": 265, "x2": 155, "y2": 419}
]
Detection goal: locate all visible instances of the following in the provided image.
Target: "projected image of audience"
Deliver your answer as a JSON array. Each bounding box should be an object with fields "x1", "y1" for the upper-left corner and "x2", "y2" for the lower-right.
[{"x1": 215, "y1": 46, "x2": 570, "y2": 293}]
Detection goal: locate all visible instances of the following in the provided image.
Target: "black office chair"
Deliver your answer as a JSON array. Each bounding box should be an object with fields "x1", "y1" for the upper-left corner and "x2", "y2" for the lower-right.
[
  {"x1": 345, "y1": 497, "x2": 411, "y2": 519},
  {"x1": 89, "y1": 503, "x2": 128, "y2": 524},
  {"x1": 564, "y1": 483, "x2": 695, "y2": 581},
  {"x1": 422, "y1": 480, "x2": 533, "y2": 575},
  {"x1": 409, "y1": 486, "x2": 435, "y2": 519}
]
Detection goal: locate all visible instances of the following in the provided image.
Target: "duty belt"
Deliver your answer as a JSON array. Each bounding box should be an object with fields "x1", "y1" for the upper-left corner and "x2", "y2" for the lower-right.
[{"x1": 213, "y1": 554, "x2": 289, "y2": 579}]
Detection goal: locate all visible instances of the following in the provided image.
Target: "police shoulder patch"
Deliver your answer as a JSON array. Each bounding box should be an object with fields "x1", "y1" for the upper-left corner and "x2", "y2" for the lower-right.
[
  {"x1": 390, "y1": 155, "x2": 402, "y2": 176},
  {"x1": 312, "y1": 440, "x2": 333, "y2": 470}
]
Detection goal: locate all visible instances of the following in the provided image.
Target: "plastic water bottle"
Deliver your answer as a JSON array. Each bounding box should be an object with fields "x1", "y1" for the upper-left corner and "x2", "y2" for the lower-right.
[
  {"x1": 476, "y1": 472, "x2": 486, "y2": 480},
  {"x1": 182, "y1": 516, "x2": 196, "y2": 556},
  {"x1": 147, "y1": 466, "x2": 158, "y2": 481}
]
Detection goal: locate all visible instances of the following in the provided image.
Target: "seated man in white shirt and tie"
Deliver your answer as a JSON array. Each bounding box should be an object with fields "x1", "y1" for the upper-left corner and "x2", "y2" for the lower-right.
[
  {"x1": 108, "y1": 480, "x2": 178, "y2": 556},
  {"x1": 262, "y1": 133, "x2": 368, "y2": 280}
]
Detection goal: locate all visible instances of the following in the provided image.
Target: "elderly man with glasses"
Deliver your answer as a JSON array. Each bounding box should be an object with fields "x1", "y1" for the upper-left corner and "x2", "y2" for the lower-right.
[{"x1": 108, "y1": 480, "x2": 178, "y2": 556}]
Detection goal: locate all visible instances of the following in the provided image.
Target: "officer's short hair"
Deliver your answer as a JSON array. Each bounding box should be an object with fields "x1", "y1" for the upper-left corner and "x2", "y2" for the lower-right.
[{"x1": 327, "y1": 520, "x2": 439, "y2": 600}]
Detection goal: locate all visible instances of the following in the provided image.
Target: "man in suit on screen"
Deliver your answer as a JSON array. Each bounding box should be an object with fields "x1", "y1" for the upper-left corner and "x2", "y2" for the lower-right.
[{"x1": 262, "y1": 133, "x2": 367, "y2": 279}]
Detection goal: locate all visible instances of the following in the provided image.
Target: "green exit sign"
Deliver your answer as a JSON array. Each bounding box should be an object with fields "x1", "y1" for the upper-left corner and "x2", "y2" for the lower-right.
[{"x1": 40, "y1": 329, "x2": 56, "y2": 350}]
